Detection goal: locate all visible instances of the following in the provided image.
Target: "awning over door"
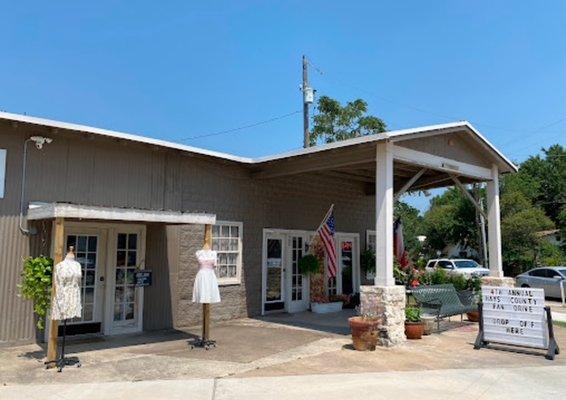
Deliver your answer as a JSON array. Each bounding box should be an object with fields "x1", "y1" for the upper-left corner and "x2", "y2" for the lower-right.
[{"x1": 27, "y1": 202, "x2": 216, "y2": 225}]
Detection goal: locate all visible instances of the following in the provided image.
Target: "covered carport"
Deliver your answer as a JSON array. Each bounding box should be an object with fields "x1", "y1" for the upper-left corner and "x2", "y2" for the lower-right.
[{"x1": 250, "y1": 121, "x2": 518, "y2": 345}]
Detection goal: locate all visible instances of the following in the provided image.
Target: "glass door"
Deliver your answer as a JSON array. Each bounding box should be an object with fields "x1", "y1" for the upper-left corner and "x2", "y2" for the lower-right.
[
  {"x1": 336, "y1": 233, "x2": 360, "y2": 295},
  {"x1": 106, "y1": 227, "x2": 145, "y2": 334},
  {"x1": 63, "y1": 227, "x2": 107, "y2": 335},
  {"x1": 264, "y1": 233, "x2": 285, "y2": 312},
  {"x1": 287, "y1": 234, "x2": 310, "y2": 313}
]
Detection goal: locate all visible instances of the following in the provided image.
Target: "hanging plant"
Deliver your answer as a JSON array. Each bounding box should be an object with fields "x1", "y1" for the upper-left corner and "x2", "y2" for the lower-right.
[
  {"x1": 18, "y1": 256, "x2": 53, "y2": 330},
  {"x1": 298, "y1": 254, "x2": 320, "y2": 276}
]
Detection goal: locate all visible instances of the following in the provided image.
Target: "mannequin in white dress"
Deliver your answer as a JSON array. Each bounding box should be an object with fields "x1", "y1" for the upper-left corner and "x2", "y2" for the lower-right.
[
  {"x1": 192, "y1": 248, "x2": 221, "y2": 304},
  {"x1": 190, "y1": 225, "x2": 220, "y2": 350},
  {"x1": 51, "y1": 249, "x2": 82, "y2": 321},
  {"x1": 48, "y1": 247, "x2": 82, "y2": 371}
]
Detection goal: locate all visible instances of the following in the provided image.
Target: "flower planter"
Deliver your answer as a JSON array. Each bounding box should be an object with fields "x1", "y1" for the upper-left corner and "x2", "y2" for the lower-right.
[
  {"x1": 311, "y1": 301, "x2": 343, "y2": 314},
  {"x1": 466, "y1": 311, "x2": 480, "y2": 322},
  {"x1": 405, "y1": 321, "x2": 424, "y2": 339},
  {"x1": 348, "y1": 316, "x2": 381, "y2": 351}
]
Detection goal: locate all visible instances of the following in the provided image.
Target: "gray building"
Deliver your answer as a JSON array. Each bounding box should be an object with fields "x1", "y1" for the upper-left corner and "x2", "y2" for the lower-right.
[{"x1": 0, "y1": 112, "x2": 516, "y2": 346}]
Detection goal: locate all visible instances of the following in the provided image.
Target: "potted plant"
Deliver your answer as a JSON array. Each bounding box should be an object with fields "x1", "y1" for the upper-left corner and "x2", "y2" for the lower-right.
[
  {"x1": 348, "y1": 309, "x2": 382, "y2": 351},
  {"x1": 299, "y1": 252, "x2": 343, "y2": 313},
  {"x1": 466, "y1": 276, "x2": 482, "y2": 322},
  {"x1": 405, "y1": 306, "x2": 424, "y2": 339}
]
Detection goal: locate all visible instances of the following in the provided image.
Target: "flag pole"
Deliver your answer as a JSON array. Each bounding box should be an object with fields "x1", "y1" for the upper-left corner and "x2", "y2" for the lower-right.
[{"x1": 315, "y1": 204, "x2": 334, "y2": 234}]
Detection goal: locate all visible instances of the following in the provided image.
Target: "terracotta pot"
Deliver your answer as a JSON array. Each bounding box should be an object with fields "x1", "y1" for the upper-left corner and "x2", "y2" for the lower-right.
[
  {"x1": 405, "y1": 321, "x2": 424, "y2": 339},
  {"x1": 466, "y1": 311, "x2": 480, "y2": 322},
  {"x1": 349, "y1": 316, "x2": 381, "y2": 351}
]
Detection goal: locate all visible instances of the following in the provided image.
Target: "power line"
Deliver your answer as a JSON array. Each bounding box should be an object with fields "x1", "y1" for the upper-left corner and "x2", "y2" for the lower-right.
[
  {"x1": 307, "y1": 58, "x2": 566, "y2": 142},
  {"x1": 176, "y1": 110, "x2": 301, "y2": 142}
]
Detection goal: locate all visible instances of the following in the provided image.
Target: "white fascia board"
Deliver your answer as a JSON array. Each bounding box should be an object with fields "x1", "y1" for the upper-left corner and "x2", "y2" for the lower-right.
[
  {"x1": 27, "y1": 202, "x2": 216, "y2": 225},
  {"x1": 0, "y1": 111, "x2": 516, "y2": 172},
  {"x1": 0, "y1": 111, "x2": 253, "y2": 164},
  {"x1": 252, "y1": 121, "x2": 469, "y2": 163},
  {"x1": 392, "y1": 144, "x2": 493, "y2": 180}
]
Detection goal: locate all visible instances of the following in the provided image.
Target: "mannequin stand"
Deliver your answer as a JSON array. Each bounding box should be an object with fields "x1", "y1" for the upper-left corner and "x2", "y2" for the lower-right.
[
  {"x1": 190, "y1": 303, "x2": 216, "y2": 350},
  {"x1": 45, "y1": 319, "x2": 81, "y2": 372}
]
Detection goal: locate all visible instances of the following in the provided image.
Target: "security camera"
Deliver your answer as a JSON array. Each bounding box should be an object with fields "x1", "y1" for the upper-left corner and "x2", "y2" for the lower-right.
[{"x1": 30, "y1": 136, "x2": 53, "y2": 150}]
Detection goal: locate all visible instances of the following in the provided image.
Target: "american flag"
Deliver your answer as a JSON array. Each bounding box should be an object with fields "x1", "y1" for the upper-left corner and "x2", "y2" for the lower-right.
[{"x1": 317, "y1": 205, "x2": 337, "y2": 278}]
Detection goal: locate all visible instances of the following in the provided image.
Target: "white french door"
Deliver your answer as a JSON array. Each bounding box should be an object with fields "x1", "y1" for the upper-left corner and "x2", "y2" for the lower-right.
[
  {"x1": 263, "y1": 232, "x2": 286, "y2": 312},
  {"x1": 286, "y1": 234, "x2": 310, "y2": 313},
  {"x1": 262, "y1": 229, "x2": 360, "y2": 314},
  {"x1": 105, "y1": 226, "x2": 146, "y2": 335},
  {"x1": 65, "y1": 227, "x2": 107, "y2": 332},
  {"x1": 335, "y1": 233, "x2": 360, "y2": 295}
]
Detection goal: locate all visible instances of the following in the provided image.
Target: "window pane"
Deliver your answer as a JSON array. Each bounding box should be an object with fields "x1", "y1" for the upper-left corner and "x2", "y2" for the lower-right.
[
  {"x1": 117, "y1": 234, "x2": 127, "y2": 250},
  {"x1": 230, "y1": 226, "x2": 239, "y2": 238},
  {"x1": 126, "y1": 268, "x2": 136, "y2": 284},
  {"x1": 212, "y1": 225, "x2": 220, "y2": 236},
  {"x1": 127, "y1": 251, "x2": 137, "y2": 267},
  {"x1": 230, "y1": 239, "x2": 238, "y2": 251},
  {"x1": 116, "y1": 269, "x2": 125, "y2": 285},
  {"x1": 128, "y1": 234, "x2": 137, "y2": 250},
  {"x1": 77, "y1": 236, "x2": 87, "y2": 252},
  {"x1": 114, "y1": 287, "x2": 124, "y2": 304},
  {"x1": 117, "y1": 251, "x2": 126, "y2": 267},
  {"x1": 125, "y1": 303, "x2": 135, "y2": 320},
  {"x1": 83, "y1": 304, "x2": 93, "y2": 321},
  {"x1": 114, "y1": 303, "x2": 124, "y2": 321},
  {"x1": 85, "y1": 270, "x2": 95, "y2": 286},
  {"x1": 86, "y1": 253, "x2": 96, "y2": 269},
  {"x1": 88, "y1": 236, "x2": 97, "y2": 252},
  {"x1": 125, "y1": 287, "x2": 135, "y2": 302},
  {"x1": 85, "y1": 287, "x2": 94, "y2": 303},
  {"x1": 221, "y1": 225, "x2": 230, "y2": 237}
]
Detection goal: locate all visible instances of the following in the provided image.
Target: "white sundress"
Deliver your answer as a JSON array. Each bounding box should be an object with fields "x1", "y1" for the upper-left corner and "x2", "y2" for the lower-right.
[
  {"x1": 192, "y1": 249, "x2": 221, "y2": 304},
  {"x1": 51, "y1": 255, "x2": 82, "y2": 321}
]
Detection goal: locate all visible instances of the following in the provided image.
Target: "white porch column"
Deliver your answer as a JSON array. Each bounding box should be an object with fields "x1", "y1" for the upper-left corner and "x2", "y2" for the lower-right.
[
  {"x1": 486, "y1": 164, "x2": 503, "y2": 277},
  {"x1": 374, "y1": 141, "x2": 395, "y2": 286},
  {"x1": 360, "y1": 141, "x2": 405, "y2": 347}
]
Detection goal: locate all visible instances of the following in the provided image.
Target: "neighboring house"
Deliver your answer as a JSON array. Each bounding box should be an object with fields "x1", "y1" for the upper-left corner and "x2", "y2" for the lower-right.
[
  {"x1": 443, "y1": 242, "x2": 480, "y2": 260},
  {"x1": 537, "y1": 229, "x2": 563, "y2": 247},
  {"x1": 0, "y1": 112, "x2": 515, "y2": 346}
]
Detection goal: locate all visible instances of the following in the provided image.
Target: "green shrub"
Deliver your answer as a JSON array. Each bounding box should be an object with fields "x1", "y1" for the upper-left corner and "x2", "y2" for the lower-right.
[
  {"x1": 298, "y1": 254, "x2": 320, "y2": 276},
  {"x1": 360, "y1": 249, "x2": 375, "y2": 274},
  {"x1": 450, "y1": 274, "x2": 468, "y2": 291},
  {"x1": 405, "y1": 306, "x2": 421, "y2": 323},
  {"x1": 18, "y1": 256, "x2": 53, "y2": 330}
]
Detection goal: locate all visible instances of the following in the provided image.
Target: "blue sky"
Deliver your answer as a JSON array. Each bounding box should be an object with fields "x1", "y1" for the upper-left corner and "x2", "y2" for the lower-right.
[{"x1": 1, "y1": 2, "x2": 565, "y2": 211}]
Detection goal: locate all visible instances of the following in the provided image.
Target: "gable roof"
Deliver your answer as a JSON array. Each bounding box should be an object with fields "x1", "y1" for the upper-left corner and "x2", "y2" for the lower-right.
[{"x1": 0, "y1": 111, "x2": 517, "y2": 173}]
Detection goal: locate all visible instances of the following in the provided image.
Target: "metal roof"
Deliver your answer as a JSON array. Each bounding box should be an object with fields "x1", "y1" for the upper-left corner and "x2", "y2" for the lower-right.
[{"x1": 0, "y1": 111, "x2": 517, "y2": 172}]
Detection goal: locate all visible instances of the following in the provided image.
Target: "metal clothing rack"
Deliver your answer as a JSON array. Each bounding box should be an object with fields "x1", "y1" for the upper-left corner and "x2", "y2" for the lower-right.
[
  {"x1": 45, "y1": 318, "x2": 81, "y2": 372},
  {"x1": 190, "y1": 303, "x2": 216, "y2": 350}
]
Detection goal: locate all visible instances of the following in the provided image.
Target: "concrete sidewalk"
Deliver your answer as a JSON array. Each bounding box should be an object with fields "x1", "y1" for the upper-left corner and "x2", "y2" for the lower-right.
[{"x1": 1, "y1": 365, "x2": 564, "y2": 400}]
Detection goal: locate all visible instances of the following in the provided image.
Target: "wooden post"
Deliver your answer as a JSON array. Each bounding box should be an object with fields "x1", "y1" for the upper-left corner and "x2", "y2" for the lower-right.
[
  {"x1": 202, "y1": 224, "x2": 212, "y2": 341},
  {"x1": 46, "y1": 217, "x2": 65, "y2": 364}
]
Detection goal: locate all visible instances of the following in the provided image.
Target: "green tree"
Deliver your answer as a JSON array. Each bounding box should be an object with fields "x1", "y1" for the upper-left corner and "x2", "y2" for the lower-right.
[
  {"x1": 310, "y1": 96, "x2": 386, "y2": 145},
  {"x1": 421, "y1": 188, "x2": 478, "y2": 257},
  {"x1": 394, "y1": 201, "x2": 424, "y2": 258},
  {"x1": 519, "y1": 144, "x2": 565, "y2": 223}
]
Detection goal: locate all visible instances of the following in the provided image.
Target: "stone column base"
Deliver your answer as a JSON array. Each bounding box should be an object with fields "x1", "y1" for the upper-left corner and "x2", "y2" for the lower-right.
[
  {"x1": 481, "y1": 276, "x2": 515, "y2": 288},
  {"x1": 360, "y1": 285, "x2": 406, "y2": 347}
]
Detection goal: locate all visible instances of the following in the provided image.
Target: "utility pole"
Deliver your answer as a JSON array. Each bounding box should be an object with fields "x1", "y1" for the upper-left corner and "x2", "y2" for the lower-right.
[{"x1": 302, "y1": 55, "x2": 314, "y2": 148}]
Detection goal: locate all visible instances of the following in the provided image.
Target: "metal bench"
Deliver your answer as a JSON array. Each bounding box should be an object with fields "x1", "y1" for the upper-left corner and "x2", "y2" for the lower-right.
[{"x1": 412, "y1": 284, "x2": 477, "y2": 330}]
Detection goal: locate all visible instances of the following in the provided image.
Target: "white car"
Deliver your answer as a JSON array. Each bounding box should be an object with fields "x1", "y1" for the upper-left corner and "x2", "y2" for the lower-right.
[{"x1": 425, "y1": 259, "x2": 490, "y2": 277}]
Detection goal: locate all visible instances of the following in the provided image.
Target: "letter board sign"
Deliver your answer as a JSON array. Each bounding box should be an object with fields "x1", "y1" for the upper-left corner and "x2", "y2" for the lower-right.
[{"x1": 475, "y1": 286, "x2": 559, "y2": 359}]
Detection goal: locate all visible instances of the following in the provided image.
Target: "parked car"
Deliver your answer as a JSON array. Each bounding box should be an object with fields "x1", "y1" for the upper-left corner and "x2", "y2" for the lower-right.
[
  {"x1": 515, "y1": 267, "x2": 566, "y2": 299},
  {"x1": 425, "y1": 259, "x2": 490, "y2": 277}
]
